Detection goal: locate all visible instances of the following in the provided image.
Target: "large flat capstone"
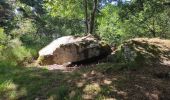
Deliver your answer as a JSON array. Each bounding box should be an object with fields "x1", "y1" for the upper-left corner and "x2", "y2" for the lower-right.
[{"x1": 38, "y1": 34, "x2": 111, "y2": 65}]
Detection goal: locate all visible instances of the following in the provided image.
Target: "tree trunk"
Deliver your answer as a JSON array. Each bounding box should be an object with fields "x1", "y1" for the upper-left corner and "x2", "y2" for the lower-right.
[
  {"x1": 152, "y1": 18, "x2": 156, "y2": 37},
  {"x1": 89, "y1": 0, "x2": 98, "y2": 34},
  {"x1": 84, "y1": 0, "x2": 89, "y2": 34}
]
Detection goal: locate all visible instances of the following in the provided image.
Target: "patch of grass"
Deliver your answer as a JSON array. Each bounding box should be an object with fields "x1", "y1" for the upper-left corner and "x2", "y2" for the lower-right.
[
  {"x1": 0, "y1": 60, "x2": 170, "y2": 100},
  {"x1": 0, "y1": 59, "x2": 144, "y2": 100},
  {"x1": 0, "y1": 62, "x2": 92, "y2": 100},
  {"x1": 47, "y1": 85, "x2": 70, "y2": 100},
  {"x1": 0, "y1": 64, "x2": 60, "y2": 99}
]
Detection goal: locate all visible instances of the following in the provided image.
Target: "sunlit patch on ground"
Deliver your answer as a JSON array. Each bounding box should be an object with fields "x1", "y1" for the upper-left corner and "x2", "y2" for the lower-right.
[
  {"x1": 0, "y1": 80, "x2": 27, "y2": 100},
  {"x1": 0, "y1": 62, "x2": 170, "y2": 99}
]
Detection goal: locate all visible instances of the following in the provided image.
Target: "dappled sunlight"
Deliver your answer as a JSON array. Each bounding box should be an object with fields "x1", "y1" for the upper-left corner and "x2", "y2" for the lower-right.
[
  {"x1": 145, "y1": 90, "x2": 160, "y2": 100},
  {"x1": 0, "y1": 65, "x2": 61, "y2": 99},
  {"x1": 103, "y1": 79, "x2": 112, "y2": 85},
  {"x1": 1, "y1": 0, "x2": 170, "y2": 99},
  {"x1": 76, "y1": 80, "x2": 85, "y2": 88},
  {"x1": 0, "y1": 61, "x2": 170, "y2": 99},
  {"x1": 0, "y1": 53, "x2": 170, "y2": 99},
  {"x1": 83, "y1": 83, "x2": 101, "y2": 99},
  {"x1": 83, "y1": 83, "x2": 101, "y2": 95},
  {"x1": 0, "y1": 80, "x2": 27, "y2": 100},
  {"x1": 65, "y1": 65, "x2": 130, "y2": 99}
]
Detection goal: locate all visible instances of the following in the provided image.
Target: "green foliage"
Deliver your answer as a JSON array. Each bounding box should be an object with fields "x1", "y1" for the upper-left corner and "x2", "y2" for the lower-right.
[
  {"x1": 11, "y1": 19, "x2": 37, "y2": 38},
  {"x1": 0, "y1": 28, "x2": 9, "y2": 59},
  {"x1": 0, "y1": 28, "x2": 31, "y2": 66},
  {"x1": 98, "y1": 0, "x2": 170, "y2": 44},
  {"x1": 0, "y1": 1, "x2": 14, "y2": 32},
  {"x1": 0, "y1": 28, "x2": 8, "y2": 45},
  {"x1": 118, "y1": 0, "x2": 170, "y2": 38},
  {"x1": 2, "y1": 0, "x2": 170, "y2": 43},
  {"x1": 1, "y1": 39, "x2": 31, "y2": 65},
  {"x1": 44, "y1": 0, "x2": 84, "y2": 19},
  {"x1": 41, "y1": 16, "x2": 85, "y2": 36},
  {"x1": 97, "y1": 4, "x2": 124, "y2": 44}
]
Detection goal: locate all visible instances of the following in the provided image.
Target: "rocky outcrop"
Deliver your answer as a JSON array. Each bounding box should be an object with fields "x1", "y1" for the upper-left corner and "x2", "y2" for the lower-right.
[
  {"x1": 114, "y1": 38, "x2": 170, "y2": 65},
  {"x1": 38, "y1": 34, "x2": 111, "y2": 65}
]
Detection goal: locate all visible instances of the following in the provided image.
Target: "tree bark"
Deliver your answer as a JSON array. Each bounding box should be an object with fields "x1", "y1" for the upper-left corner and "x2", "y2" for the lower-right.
[
  {"x1": 152, "y1": 18, "x2": 156, "y2": 37},
  {"x1": 83, "y1": 0, "x2": 98, "y2": 34},
  {"x1": 84, "y1": 0, "x2": 89, "y2": 34},
  {"x1": 89, "y1": 0, "x2": 98, "y2": 34}
]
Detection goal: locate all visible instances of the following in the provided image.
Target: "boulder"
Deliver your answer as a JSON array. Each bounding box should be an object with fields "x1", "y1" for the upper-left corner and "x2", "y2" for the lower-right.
[
  {"x1": 114, "y1": 38, "x2": 170, "y2": 65},
  {"x1": 38, "y1": 34, "x2": 111, "y2": 65}
]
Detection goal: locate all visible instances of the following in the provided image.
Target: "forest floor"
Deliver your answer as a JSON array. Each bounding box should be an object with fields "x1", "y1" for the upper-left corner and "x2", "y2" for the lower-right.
[{"x1": 0, "y1": 62, "x2": 170, "y2": 100}]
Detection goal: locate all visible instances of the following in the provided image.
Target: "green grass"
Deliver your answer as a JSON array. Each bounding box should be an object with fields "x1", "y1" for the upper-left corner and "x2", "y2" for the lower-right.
[
  {"x1": 0, "y1": 63, "x2": 121, "y2": 100},
  {"x1": 1, "y1": 66, "x2": 36, "y2": 99},
  {"x1": 0, "y1": 64, "x2": 68, "y2": 100},
  {"x1": 0, "y1": 62, "x2": 170, "y2": 100}
]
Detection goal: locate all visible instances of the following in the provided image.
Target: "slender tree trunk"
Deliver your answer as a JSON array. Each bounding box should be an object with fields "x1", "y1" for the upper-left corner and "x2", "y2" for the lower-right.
[
  {"x1": 83, "y1": 0, "x2": 98, "y2": 34},
  {"x1": 89, "y1": 0, "x2": 98, "y2": 34},
  {"x1": 84, "y1": 0, "x2": 89, "y2": 34},
  {"x1": 152, "y1": 18, "x2": 156, "y2": 37}
]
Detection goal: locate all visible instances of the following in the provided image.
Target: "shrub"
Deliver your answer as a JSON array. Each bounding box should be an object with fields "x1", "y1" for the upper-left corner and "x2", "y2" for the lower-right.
[
  {"x1": 0, "y1": 28, "x2": 31, "y2": 66},
  {"x1": 0, "y1": 28, "x2": 9, "y2": 61},
  {"x1": 2, "y1": 39, "x2": 31, "y2": 65}
]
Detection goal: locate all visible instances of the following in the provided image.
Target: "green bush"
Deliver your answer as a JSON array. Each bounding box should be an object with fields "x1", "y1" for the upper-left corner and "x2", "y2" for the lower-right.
[
  {"x1": 20, "y1": 33, "x2": 53, "y2": 57},
  {"x1": 0, "y1": 28, "x2": 31, "y2": 66},
  {"x1": 1, "y1": 39, "x2": 31, "y2": 65},
  {"x1": 10, "y1": 19, "x2": 37, "y2": 38},
  {"x1": 0, "y1": 28, "x2": 9, "y2": 60}
]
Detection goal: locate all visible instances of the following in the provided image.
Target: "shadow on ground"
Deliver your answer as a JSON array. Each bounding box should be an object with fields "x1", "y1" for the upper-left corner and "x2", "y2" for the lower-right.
[{"x1": 0, "y1": 62, "x2": 170, "y2": 100}]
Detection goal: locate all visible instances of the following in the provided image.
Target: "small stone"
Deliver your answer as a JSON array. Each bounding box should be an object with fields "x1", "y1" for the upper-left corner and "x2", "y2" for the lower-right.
[
  {"x1": 82, "y1": 94, "x2": 93, "y2": 100},
  {"x1": 104, "y1": 98, "x2": 117, "y2": 100},
  {"x1": 69, "y1": 91, "x2": 76, "y2": 98},
  {"x1": 76, "y1": 82, "x2": 84, "y2": 87},
  {"x1": 103, "y1": 79, "x2": 112, "y2": 85},
  {"x1": 91, "y1": 70, "x2": 96, "y2": 75},
  {"x1": 117, "y1": 91, "x2": 127, "y2": 97},
  {"x1": 83, "y1": 74, "x2": 87, "y2": 78}
]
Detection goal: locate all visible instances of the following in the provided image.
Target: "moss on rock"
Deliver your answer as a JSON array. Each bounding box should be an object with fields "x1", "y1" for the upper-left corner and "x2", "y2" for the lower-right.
[{"x1": 114, "y1": 38, "x2": 170, "y2": 65}]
